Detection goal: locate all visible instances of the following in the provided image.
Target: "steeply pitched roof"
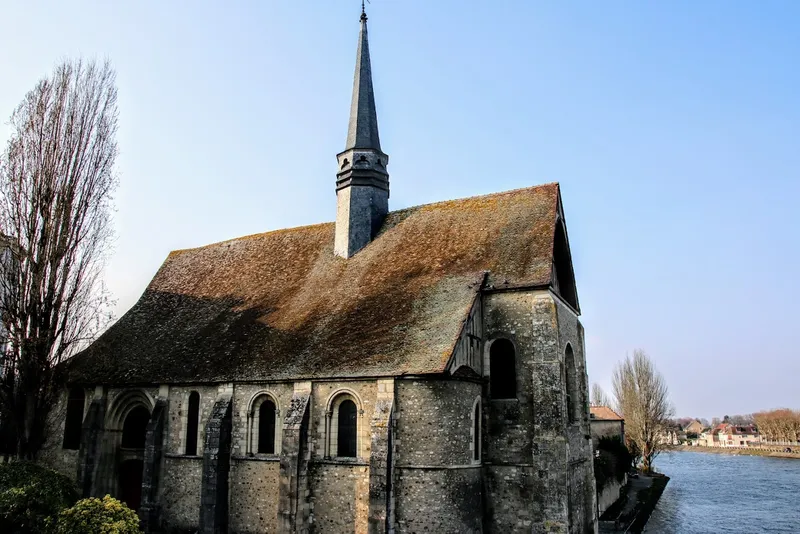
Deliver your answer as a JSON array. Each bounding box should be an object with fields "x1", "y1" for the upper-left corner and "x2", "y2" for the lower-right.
[
  {"x1": 68, "y1": 183, "x2": 563, "y2": 385},
  {"x1": 590, "y1": 406, "x2": 624, "y2": 421}
]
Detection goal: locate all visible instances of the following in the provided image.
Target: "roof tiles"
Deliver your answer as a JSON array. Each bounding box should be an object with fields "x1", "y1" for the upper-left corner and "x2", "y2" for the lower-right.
[{"x1": 68, "y1": 183, "x2": 561, "y2": 384}]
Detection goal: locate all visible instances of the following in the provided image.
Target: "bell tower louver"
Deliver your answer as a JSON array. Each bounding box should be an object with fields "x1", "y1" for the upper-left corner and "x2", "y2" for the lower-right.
[{"x1": 334, "y1": 6, "x2": 389, "y2": 259}]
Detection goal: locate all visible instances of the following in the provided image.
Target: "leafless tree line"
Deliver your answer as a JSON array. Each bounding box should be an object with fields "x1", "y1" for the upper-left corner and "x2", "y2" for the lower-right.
[
  {"x1": 753, "y1": 409, "x2": 800, "y2": 444},
  {"x1": 0, "y1": 59, "x2": 118, "y2": 458}
]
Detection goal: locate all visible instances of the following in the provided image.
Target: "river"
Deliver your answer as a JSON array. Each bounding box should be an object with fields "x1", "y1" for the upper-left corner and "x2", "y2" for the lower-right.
[{"x1": 644, "y1": 451, "x2": 800, "y2": 533}]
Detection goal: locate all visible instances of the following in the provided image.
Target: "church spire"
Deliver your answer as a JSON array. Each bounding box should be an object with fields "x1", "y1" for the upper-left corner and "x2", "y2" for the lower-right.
[
  {"x1": 334, "y1": 6, "x2": 390, "y2": 259},
  {"x1": 346, "y1": 4, "x2": 381, "y2": 151}
]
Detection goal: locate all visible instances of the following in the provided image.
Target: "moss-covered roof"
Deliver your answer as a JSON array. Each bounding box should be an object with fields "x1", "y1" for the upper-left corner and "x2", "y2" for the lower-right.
[{"x1": 68, "y1": 183, "x2": 561, "y2": 384}]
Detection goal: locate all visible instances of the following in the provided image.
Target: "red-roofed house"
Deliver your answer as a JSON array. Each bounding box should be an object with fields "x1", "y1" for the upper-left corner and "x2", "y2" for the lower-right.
[{"x1": 590, "y1": 405, "x2": 625, "y2": 448}]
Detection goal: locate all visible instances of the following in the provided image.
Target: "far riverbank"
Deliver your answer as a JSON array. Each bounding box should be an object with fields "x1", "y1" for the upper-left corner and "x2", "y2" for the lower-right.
[{"x1": 673, "y1": 444, "x2": 800, "y2": 460}]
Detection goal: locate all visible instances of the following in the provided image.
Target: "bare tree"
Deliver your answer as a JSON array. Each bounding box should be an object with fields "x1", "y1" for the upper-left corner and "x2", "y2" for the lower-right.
[
  {"x1": 0, "y1": 59, "x2": 118, "y2": 459},
  {"x1": 612, "y1": 349, "x2": 674, "y2": 473},
  {"x1": 729, "y1": 414, "x2": 754, "y2": 425},
  {"x1": 590, "y1": 383, "x2": 611, "y2": 407},
  {"x1": 753, "y1": 409, "x2": 800, "y2": 445}
]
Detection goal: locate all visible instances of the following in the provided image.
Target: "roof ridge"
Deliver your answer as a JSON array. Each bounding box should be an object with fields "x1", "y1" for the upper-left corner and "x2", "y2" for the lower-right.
[
  {"x1": 168, "y1": 182, "x2": 559, "y2": 257},
  {"x1": 390, "y1": 182, "x2": 560, "y2": 215},
  {"x1": 168, "y1": 221, "x2": 334, "y2": 256}
]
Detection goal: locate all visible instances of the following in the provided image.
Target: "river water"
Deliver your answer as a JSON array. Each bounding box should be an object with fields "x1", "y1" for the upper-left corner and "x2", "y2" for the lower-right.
[{"x1": 644, "y1": 451, "x2": 800, "y2": 533}]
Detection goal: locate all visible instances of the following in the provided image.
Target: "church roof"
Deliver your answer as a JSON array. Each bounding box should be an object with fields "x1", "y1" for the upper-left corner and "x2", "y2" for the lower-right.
[{"x1": 68, "y1": 183, "x2": 563, "y2": 385}]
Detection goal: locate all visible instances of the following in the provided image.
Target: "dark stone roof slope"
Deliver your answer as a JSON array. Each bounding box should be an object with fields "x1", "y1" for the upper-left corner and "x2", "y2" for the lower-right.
[{"x1": 69, "y1": 183, "x2": 560, "y2": 384}]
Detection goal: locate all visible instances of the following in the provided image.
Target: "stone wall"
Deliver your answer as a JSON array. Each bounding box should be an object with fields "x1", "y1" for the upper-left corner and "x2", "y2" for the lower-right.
[
  {"x1": 167, "y1": 385, "x2": 221, "y2": 457},
  {"x1": 307, "y1": 381, "x2": 376, "y2": 533},
  {"x1": 393, "y1": 378, "x2": 482, "y2": 533},
  {"x1": 161, "y1": 457, "x2": 203, "y2": 530},
  {"x1": 38, "y1": 387, "x2": 89, "y2": 479},
  {"x1": 229, "y1": 459, "x2": 280, "y2": 534},
  {"x1": 394, "y1": 467, "x2": 481, "y2": 534},
  {"x1": 553, "y1": 296, "x2": 597, "y2": 534},
  {"x1": 310, "y1": 463, "x2": 370, "y2": 533},
  {"x1": 482, "y1": 290, "x2": 565, "y2": 532},
  {"x1": 481, "y1": 290, "x2": 597, "y2": 534},
  {"x1": 597, "y1": 476, "x2": 625, "y2": 517}
]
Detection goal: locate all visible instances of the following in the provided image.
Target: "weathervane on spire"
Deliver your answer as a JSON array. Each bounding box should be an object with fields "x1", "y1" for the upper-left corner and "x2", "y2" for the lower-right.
[{"x1": 361, "y1": 0, "x2": 369, "y2": 21}]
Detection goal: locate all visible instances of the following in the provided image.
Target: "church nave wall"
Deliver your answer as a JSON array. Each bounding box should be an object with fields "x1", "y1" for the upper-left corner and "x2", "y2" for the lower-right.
[
  {"x1": 309, "y1": 462, "x2": 370, "y2": 533},
  {"x1": 160, "y1": 456, "x2": 203, "y2": 531},
  {"x1": 228, "y1": 458, "x2": 280, "y2": 534}
]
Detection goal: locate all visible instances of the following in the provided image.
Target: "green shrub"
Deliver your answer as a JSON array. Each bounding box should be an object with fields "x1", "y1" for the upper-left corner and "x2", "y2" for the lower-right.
[
  {"x1": 594, "y1": 436, "x2": 635, "y2": 492},
  {"x1": 54, "y1": 495, "x2": 142, "y2": 534},
  {"x1": 593, "y1": 453, "x2": 615, "y2": 492},
  {"x1": 0, "y1": 462, "x2": 79, "y2": 533},
  {"x1": 598, "y1": 435, "x2": 634, "y2": 477}
]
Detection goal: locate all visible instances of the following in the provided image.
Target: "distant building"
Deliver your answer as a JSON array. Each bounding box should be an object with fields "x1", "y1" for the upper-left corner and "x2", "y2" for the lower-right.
[
  {"x1": 717, "y1": 424, "x2": 761, "y2": 447},
  {"x1": 696, "y1": 423, "x2": 761, "y2": 448},
  {"x1": 590, "y1": 406, "x2": 624, "y2": 448},
  {"x1": 657, "y1": 421, "x2": 682, "y2": 446},
  {"x1": 683, "y1": 420, "x2": 704, "y2": 437}
]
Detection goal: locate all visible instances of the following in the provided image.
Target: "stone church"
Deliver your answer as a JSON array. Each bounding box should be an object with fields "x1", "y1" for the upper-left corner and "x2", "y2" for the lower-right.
[{"x1": 40, "y1": 8, "x2": 597, "y2": 534}]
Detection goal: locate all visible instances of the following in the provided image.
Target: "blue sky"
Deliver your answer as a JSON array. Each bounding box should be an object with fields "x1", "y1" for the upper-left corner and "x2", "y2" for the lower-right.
[{"x1": 1, "y1": 1, "x2": 798, "y2": 419}]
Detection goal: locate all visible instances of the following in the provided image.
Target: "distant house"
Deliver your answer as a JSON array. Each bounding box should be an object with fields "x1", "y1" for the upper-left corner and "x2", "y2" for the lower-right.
[
  {"x1": 590, "y1": 406, "x2": 625, "y2": 448},
  {"x1": 684, "y1": 420, "x2": 704, "y2": 437},
  {"x1": 696, "y1": 427, "x2": 714, "y2": 446},
  {"x1": 657, "y1": 421, "x2": 683, "y2": 446},
  {"x1": 696, "y1": 423, "x2": 760, "y2": 447},
  {"x1": 717, "y1": 424, "x2": 761, "y2": 447}
]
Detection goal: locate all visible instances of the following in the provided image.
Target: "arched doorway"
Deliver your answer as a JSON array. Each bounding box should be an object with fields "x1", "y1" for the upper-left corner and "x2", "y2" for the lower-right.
[{"x1": 118, "y1": 405, "x2": 150, "y2": 511}]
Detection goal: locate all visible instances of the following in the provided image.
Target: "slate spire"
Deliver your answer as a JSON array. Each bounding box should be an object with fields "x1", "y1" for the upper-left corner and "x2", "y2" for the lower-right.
[
  {"x1": 346, "y1": 7, "x2": 381, "y2": 151},
  {"x1": 334, "y1": 6, "x2": 390, "y2": 259}
]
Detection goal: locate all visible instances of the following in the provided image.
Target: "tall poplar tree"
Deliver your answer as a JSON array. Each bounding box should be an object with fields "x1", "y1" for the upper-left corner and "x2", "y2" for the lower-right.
[{"x1": 0, "y1": 59, "x2": 118, "y2": 459}]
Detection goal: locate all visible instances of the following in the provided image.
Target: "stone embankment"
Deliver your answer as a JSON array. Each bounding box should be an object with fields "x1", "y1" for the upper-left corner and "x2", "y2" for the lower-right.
[
  {"x1": 674, "y1": 444, "x2": 800, "y2": 460},
  {"x1": 599, "y1": 472, "x2": 669, "y2": 533}
]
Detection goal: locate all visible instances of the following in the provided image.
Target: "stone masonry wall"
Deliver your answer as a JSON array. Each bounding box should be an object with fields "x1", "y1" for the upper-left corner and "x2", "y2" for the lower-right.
[
  {"x1": 482, "y1": 290, "x2": 564, "y2": 532},
  {"x1": 229, "y1": 459, "x2": 280, "y2": 534},
  {"x1": 161, "y1": 457, "x2": 203, "y2": 530},
  {"x1": 227, "y1": 382, "x2": 292, "y2": 533},
  {"x1": 307, "y1": 380, "x2": 377, "y2": 533},
  {"x1": 554, "y1": 297, "x2": 597, "y2": 534},
  {"x1": 38, "y1": 387, "x2": 96, "y2": 480},
  {"x1": 393, "y1": 467, "x2": 481, "y2": 534},
  {"x1": 310, "y1": 463, "x2": 370, "y2": 533},
  {"x1": 231, "y1": 383, "x2": 294, "y2": 459},
  {"x1": 167, "y1": 385, "x2": 221, "y2": 457},
  {"x1": 160, "y1": 385, "x2": 221, "y2": 531},
  {"x1": 393, "y1": 378, "x2": 482, "y2": 533}
]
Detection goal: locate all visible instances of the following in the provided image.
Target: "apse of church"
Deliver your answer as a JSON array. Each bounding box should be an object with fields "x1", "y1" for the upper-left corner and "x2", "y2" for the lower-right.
[{"x1": 38, "y1": 7, "x2": 598, "y2": 534}]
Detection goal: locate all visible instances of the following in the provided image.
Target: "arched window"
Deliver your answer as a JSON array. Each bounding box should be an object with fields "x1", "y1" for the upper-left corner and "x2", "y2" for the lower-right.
[
  {"x1": 185, "y1": 391, "x2": 200, "y2": 455},
  {"x1": 490, "y1": 339, "x2": 517, "y2": 399},
  {"x1": 472, "y1": 399, "x2": 481, "y2": 462},
  {"x1": 258, "y1": 399, "x2": 277, "y2": 454},
  {"x1": 62, "y1": 388, "x2": 85, "y2": 450},
  {"x1": 565, "y1": 344, "x2": 578, "y2": 424},
  {"x1": 249, "y1": 393, "x2": 279, "y2": 455},
  {"x1": 337, "y1": 399, "x2": 358, "y2": 458},
  {"x1": 121, "y1": 406, "x2": 151, "y2": 449}
]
